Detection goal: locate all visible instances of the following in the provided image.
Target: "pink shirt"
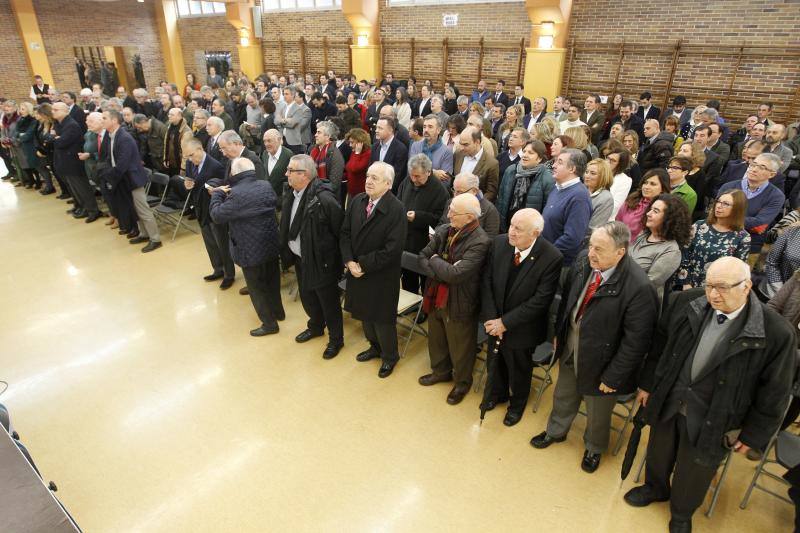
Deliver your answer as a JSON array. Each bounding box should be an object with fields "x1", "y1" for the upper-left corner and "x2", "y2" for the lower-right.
[{"x1": 615, "y1": 197, "x2": 652, "y2": 241}]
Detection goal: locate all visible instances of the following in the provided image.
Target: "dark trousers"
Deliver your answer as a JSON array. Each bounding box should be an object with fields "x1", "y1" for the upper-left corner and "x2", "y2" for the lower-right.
[
  {"x1": 37, "y1": 161, "x2": 54, "y2": 190},
  {"x1": 167, "y1": 175, "x2": 190, "y2": 206},
  {"x1": 491, "y1": 344, "x2": 534, "y2": 413},
  {"x1": 427, "y1": 308, "x2": 477, "y2": 386},
  {"x1": 241, "y1": 259, "x2": 284, "y2": 328},
  {"x1": 110, "y1": 185, "x2": 138, "y2": 233},
  {"x1": 53, "y1": 169, "x2": 71, "y2": 196},
  {"x1": 401, "y1": 268, "x2": 425, "y2": 295},
  {"x1": 362, "y1": 321, "x2": 399, "y2": 364},
  {"x1": 286, "y1": 144, "x2": 305, "y2": 155},
  {"x1": 201, "y1": 223, "x2": 234, "y2": 279},
  {"x1": 211, "y1": 223, "x2": 235, "y2": 279},
  {"x1": 295, "y1": 257, "x2": 343, "y2": 343},
  {"x1": 64, "y1": 173, "x2": 98, "y2": 214},
  {"x1": 644, "y1": 414, "x2": 719, "y2": 523}
]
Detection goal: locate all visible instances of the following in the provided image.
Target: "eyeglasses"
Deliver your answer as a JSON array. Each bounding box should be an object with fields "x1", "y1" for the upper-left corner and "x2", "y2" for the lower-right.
[
  {"x1": 713, "y1": 199, "x2": 734, "y2": 208},
  {"x1": 703, "y1": 279, "x2": 747, "y2": 294},
  {"x1": 286, "y1": 168, "x2": 305, "y2": 174},
  {"x1": 749, "y1": 162, "x2": 770, "y2": 172},
  {"x1": 667, "y1": 166, "x2": 684, "y2": 171}
]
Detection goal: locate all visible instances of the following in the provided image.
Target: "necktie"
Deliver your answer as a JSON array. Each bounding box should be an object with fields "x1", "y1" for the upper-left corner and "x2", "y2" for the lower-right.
[
  {"x1": 366, "y1": 200, "x2": 375, "y2": 218},
  {"x1": 576, "y1": 270, "x2": 602, "y2": 320},
  {"x1": 513, "y1": 252, "x2": 521, "y2": 266},
  {"x1": 97, "y1": 134, "x2": 102, "y2": 154},
  {"x1": 207, "y1": 137, "x2": 214, "y2": 152},
  {"x1": 716, "y1": 314, "x2": 728, "y2": 325}
]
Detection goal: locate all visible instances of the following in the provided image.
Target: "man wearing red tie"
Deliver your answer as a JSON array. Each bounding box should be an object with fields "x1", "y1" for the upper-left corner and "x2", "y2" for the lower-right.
[{"x1": 530, "y1": 221, "x2": 659, "y2": 473}]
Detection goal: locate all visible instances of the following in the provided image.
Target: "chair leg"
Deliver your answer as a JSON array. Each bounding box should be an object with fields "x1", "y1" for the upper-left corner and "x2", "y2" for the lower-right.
[
  {"x1": 399, "y1": 303, "x2": 423, "y2": 358},
  {"x1": 530, "y1": 369, "x2": 552, "y2": 413},
  {"x1": 171, "y1": 213, "x2": 183, "y2": 242},
  {"x1": 706, "y1": 451, "x2": 732, "y2": 518},
  {"x1": 740, "y1": 436, "x2": 776, "y2": 509}
]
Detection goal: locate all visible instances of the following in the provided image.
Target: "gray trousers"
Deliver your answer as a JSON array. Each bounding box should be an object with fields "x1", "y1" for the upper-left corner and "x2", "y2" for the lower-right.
[
  {"x1": 545, "y1": 358, "x2": 618, "y2": 454},
  {"x1": 427, "y1": 308, "x2": 477, "y2": 386},
  {"x1": 131, "y1": 187, "x2": 160, "y2": 242}
]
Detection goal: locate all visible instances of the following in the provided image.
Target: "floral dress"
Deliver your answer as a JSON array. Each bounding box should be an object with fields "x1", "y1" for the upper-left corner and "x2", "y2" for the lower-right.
[{"x1": 678, "y1": 221, "x2": 751, "y2": 287}]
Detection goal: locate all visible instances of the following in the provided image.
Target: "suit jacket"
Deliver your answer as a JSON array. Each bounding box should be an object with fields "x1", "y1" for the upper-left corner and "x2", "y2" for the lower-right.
[
  {"x1": 580, "y1": 109, "x2": 605, "y2": 145},
  {"x1": 69, "y1": 104, "x2": 87, "y2": 133},
  {"x1": 53, "y1": 116, "x2": 86, "y2": 177},
  {"x1": 187, "y1": 154, "x2": 225, "y2": 225},
  {"x1": 411, "y1": 98, "x2": 432, "y2": 119},
  {"x1": 702, "y1": 148, "x2": 724, "y2": 195},
  {"x1": 523, "y1": 111, "x2": 547, "y2": 129},
  {"x1": 480, "y1": 235, "x2": 564, "y2": 349},
  {"x1": 453, "y1": 149, "x2": 500, "y2": 202},
  {"x1": 709, "y1": 139, "x2": 731, "y2": 167},
  {"x1": 224, "y1": 147, "x2": 266, "y2": 182},
  {"x1": 636, "y1": 105, "x2": 661, "y2": 122},
  {"x1": 492, "y1": 91, "x2": 509, "y2": 108},
  {"x1": 282, "y1": 103, "x2": 312, "y2": 146},
  {"x1": 509, "y1": 96, "x2": 532, "y2": 116},
  {"x1": 205, "y1": 133, "x2": 224, "y2": 163},
  {"x1": 99, "y1": 127, "x2": 150, "y2": 190},
  {"x1": 262, "y1": 146, "x2": 292, "y2": 205},
  {"x1": 662, "y1": 107, "x2": 692, "y2": 127},
  {"x1": 370, "y1": 137, "x2": 409, "y2": 194}
]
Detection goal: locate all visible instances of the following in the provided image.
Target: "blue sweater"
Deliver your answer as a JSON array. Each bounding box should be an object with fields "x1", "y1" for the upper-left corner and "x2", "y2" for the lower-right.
[
  {"x1": 720, "y1": 179, "x2": 785, "y2": 253},
  {"x1": 542, "y1": 181, "x2": 593, "y2": 265}
]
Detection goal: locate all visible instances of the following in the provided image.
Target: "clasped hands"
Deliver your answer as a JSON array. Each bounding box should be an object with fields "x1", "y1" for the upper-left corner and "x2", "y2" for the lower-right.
[
  {"x1": 483, "y1": 318, "x2": 506, "y2": 339},
  {"x1": 346, "y1": 261, "x2": 364, "y2": 278}
]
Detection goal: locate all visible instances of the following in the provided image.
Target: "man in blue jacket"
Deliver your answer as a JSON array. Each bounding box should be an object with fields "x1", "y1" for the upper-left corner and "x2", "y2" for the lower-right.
[{"x1": 210, "y1": 157, "x2": 284, "y2": 336}]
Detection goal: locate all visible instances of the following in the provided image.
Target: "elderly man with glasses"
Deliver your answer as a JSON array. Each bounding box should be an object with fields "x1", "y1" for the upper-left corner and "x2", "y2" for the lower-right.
[
  {"x1": 624, "y1": 256, "x2": 795, "y2": 533},
  {"x1": 439, "y1": 172, "x2": 500, "y2": 237}
]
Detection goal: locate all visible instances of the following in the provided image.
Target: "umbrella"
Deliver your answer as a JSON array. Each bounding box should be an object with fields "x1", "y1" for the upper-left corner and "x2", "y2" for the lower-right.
[
  {"x1": 479, "y1": 335, "x2": 502, "y2": 425},
  {"x1": 620, "y1": 405, "x2": 647, "y2": 481}
]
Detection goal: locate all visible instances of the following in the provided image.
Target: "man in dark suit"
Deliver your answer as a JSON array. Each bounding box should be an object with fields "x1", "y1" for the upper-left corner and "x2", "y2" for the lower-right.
[
  {"x1": 100, "y1": 109, "x2": 162, "y2": 252},
  {"x1": 637, "y1": 92, "x2": 661, "y2": 122},
  {"x1": 378, "y1": 106, "x2": 411, "y2": 147},
  {"x1": 510, "y1": 84, "x2": 532, "y2": 116},
  {"x1": 693, "y1": 125, "x2": 724, "y2": 194},
  {"x1": 261, "y1": 129, "x2": 292, "y2": 207},
  {"x1": 52, "y1": 102, "x2": 100, "y2": 221},
  {"x1": 280, "y1": 154, "x2": 345, "y2": 359},
  {"x1": 624, "y1": 257, "x2": 795, "y2": 533},
  {"x1": 531, "y1": 222, "x2": 659, "y2": 473},
  {"x1": 205, "y1": 116, "x2": 225, "y2": 164},
  {"x1": 613, "y1": 100, "x2": 645, "y2": 144},
  {"x1": 480, "y1": 209, "x2": 563, "y2": 425},
  {"x1": 181, "y1": 138, "x2": 232, "y2": 288},
  {"x1": 412, "y1": 85, "x2": 433, "y2": 119},
  {"x1": 340, "y1": 161, "x2": 408, "y2": 378},
  {"x1": 581, "y1": 94, "x2": 605, "y2": 145},
  {"x1": 707, "y1": 122, "x2": 731, "y2": 167},
  {"x1": 217, "y1": 130, "x2": 266, "y2": 181},
  {"x1": 492, "y1": 80, "x2": 509, "y2": 108},
  {"x1": 366, "y1": 88, "x2": 391, "y2": 136},
  {"x1": 523, "y1": 97, "x2": 548, "y2": 129},
  {"x1": 370, "y1": 117, "x2": 408, "y2": 194},
  {"x1": 62, "y1": 91, "x2": 87, "y2": 133}
]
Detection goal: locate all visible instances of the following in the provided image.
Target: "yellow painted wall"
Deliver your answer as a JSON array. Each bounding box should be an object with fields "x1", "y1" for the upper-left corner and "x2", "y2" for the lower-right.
[
  {"x1": 10, "y1": 0, "x2": 52, "y2": 84},
  {"x1": 523, "y1": 48, "x2": 566, "y2": 104}
]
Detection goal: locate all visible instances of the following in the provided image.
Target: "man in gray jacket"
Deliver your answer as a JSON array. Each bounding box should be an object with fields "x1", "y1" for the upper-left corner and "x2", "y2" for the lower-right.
[{"x1": 277, "y1": 86, "x2": 311, "y2": 155}]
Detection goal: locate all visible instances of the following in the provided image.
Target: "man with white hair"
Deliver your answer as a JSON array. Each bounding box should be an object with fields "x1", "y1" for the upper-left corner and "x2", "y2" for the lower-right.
[
  {"x1": 440, "y1": 172, "x2": 501, "y2": 237},
  {"x1": 480, "y1": 208, "x2": 563, "y2": 425},
  {"x1": 217, "y1": 130, "x2": 265, "y2": 181},
  {"x1": 76, "y1": 111, "x2": 106, "y2": 224},
  {"x1": 308, "y1": 120, "x2": 345, "y2": 198},
  {"x1": 340, "y1": 161, "x2": 407, "y2": 378},
  {"x1": 78, "y1": 88, "x2": 93, "y2": 111},
  {"x1": 205, "y1": 116, "x2": 225, "y2": 162},
  {"x1": 209, "y1": 157, "x2": 284, "y2": 336},
  {"x1": 624, "y1": 257, "x2": 795, "y2": 533},
  {"x1": 417, "y1": 193, "x2": 491, "y2": 404},
  {"x1": 261, "y1": 129, "x2": 292, "y2": 205},
  {"x1": 52, "y1": 102, "x2": 99, "y2": 221}
]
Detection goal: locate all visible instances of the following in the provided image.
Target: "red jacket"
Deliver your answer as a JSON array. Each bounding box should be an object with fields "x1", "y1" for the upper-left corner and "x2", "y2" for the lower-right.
[{"x1": 345, "y1": 148, "x2": 371, "y2": 198}]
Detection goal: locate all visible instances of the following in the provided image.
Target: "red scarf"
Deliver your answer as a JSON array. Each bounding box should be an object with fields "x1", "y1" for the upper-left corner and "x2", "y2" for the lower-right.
[
  {"x1": 423, "y1": 220, "x2": 480, "y2": 313},
  {"x1": 311, "y1": 142, "x2": 330, "y2": 180}
]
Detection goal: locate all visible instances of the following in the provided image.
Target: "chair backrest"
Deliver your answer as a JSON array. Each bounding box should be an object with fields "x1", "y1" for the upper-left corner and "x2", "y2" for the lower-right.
[{"x1": 150, "y1": 172, "x2": 170, "y2": 187}]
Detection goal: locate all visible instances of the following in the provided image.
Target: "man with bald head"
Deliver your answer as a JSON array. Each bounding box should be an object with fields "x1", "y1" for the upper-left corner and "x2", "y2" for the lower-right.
[
  {"x1": 416, "y1": 193, "x2": 490, "y2": 404},
  {"x1": 52, "y1": 101, "x2": 99, "y2": 221},
  {"x1": 452, "y1": 125, "x2": 500, "y2": 201},
  {"x1": 480, "y1": 208, "x2": 563, "y2": 425},
  {"x1": 625, "y1": 257, "x2": 795, "y2": 532},
  {"x1": 639, "y1": 119, "x2": 674, "y2": 172},
  {"x1": 441, "y1": 172, "x2": 501, "y2": 237}
]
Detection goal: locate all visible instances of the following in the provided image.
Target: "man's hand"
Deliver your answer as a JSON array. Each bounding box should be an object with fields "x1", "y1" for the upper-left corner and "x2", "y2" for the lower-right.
[
  {"x1": 347, "y1": 261, "x2": 364, "y2": 278},
  {"x1": 636, "y1": 389, "x2": 650, "y2": 407},
  {"x1": 407, "y1": 211, "x2": 415, "y2": 222},
  {"x1": 432, "y1": 169, "x2": 448, "y2": 181},
  {"x1": 77, "y1": 152, "x2": 90, "y2": 161},
  {"x1": 184, "y1": 178, "x2": 195, "y2": 190},
  {"x1": 732, "y1": 440, "x2": 751, "y2": 455},
  {"x1": 483, "y1": 318, "x2": 506, "y2": 339},
  {"x1": 219, "y1": 185, "x2": 231, "y2": 194},
  {"x1": 599, "y1": 382, "x2": 617, "y2": 394}
]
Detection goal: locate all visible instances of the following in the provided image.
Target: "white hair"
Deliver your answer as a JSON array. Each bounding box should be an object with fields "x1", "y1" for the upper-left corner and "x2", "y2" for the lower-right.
[
  {"x1": 231, "y1": 157, "x2": 255, "y2": 174},
  {"x1": 207, "y1": 116, "x2": 224, "y2": 130},
  {"x1": 454, "y1": 172, "x2": 480, "y2": 190},
  {"x1": 368, "y1": 161, "x2": 394, "y2": 185}
]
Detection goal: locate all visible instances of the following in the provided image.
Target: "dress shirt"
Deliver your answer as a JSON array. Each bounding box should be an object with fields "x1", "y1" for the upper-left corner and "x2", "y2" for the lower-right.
[
  {"x1": 267, "y1": 146, "x2": 282, "y2": 174},
  {"x1": 515, "y1": 240, "x2": 535, "y2": 262},
  {"x1": 555, "y1": 176, "x2": 581, "y2": 191},
  {"x1": 109, "y1": 128, "x2": 118, "y2": 167},
  {"x1": 288, "y1": 185, "x2": 307, "y2": 257},
  {"x1": 741, "y1": 177, "x2": 769, "y2": 200},
  {"x1": 461, "y1": 147, "x2": 483, "y2": 176},
  {"x1": 379, "y1": 136, "x2": 394, "y2": 162},
  {"x1": 195, "y1": 153, "x2": 206, "y2": 176},
  {"x1": 716, "y1": 302, "x2": 746, "y2": 322},
  {"x1": 418, "y1": 98, "x2": 429, "y2": 116}
]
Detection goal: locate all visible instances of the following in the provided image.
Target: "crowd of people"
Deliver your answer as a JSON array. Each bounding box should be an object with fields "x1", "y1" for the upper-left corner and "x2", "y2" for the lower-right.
[{"x1": 2, "y1": 67, "x2": 800, "y2": 533}]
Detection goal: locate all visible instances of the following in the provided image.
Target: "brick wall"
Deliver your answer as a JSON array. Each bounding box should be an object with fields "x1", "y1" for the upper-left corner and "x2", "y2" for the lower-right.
[
  {"x1": 563, "y1": 0, "x2": 800, "y2": 125},
  {"x1": 33, "y1": 0, "x2": 166, "y2": 95},
  {"x1": 379, "y1": 1, "x2": 530, "y2": 93},
  {"x1": 177, "y1": 14, "x2": 241, "y2": 84},
  {"x1": 1, "y1": 0, "x2": 33, "y2": 102}
]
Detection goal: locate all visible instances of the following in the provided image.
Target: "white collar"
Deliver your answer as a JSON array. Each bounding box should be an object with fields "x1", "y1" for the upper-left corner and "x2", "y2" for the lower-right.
[
  {"x1": 556, "y1": 177, "x2": 581, "y2": 190},
  {"x1": 468, "y1": 148, "x2": 483, "y2": 162},
  {"x1": 514, "y1": 239, "x2": 535, "y2": 262},
  {"x1": 716, "y1": 302, "x2": 746, "y2": 322}
]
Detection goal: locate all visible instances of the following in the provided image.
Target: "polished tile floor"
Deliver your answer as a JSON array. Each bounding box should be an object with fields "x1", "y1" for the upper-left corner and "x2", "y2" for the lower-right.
[{"x1": 0, "y1": 181, "x2": 792, "y2": 532}]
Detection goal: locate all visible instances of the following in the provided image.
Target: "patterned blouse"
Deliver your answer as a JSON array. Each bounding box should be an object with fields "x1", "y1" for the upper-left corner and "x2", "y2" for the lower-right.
[
  {"x1": 761, "y1": 226, "x2": 800, "y2": 299},
  {"x1": 678, "y1": 221, "x2": 751, "y2": 287}
]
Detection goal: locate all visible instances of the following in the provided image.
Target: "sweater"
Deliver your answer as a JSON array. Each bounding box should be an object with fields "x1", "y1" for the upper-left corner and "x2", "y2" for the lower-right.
[
  {"x1": 345, "y1": 148, "x2": 371, "y2": 197},
  {"x1": 616, "y1": 197, "x2": 651, "y2": 241},
  {"x1": 720, "y1": 179, "x2": 785, "y2": 253},
  {"x1": 629, "y1": 232, "x2": 681, "y2": 299},
  {"x1": 541, "y1": 181, "x2": 592, "y2": 266},
  {"x1": 671, "y1": 180, "x2": 697, "y2": 214}
]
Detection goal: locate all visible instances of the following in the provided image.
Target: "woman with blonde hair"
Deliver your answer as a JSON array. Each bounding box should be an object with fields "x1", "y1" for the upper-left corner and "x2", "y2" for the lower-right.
[
  {"x1": 564, "y1": 126, "x2": 593, "y2": 163},
  {"x1": 14, "y1": 101, "x2": 39, "y2": 189},
  {"x1": 531, "y1": 120, "x2": 556, "y2": 158},
  {"x1": 622, "y1": 130, "x2": 639, "y2": 161},
  {"x1": 584, "y1": 159, "x2": 615, "y2": 229},
  {"x1": 392, "y1": 87, "x2": 412, "y2": 129},
  {"x1": 469, "y1": 101, "x2": 485, "y2": 118},
  {"x1": 497, "y1": 104, "x2": 524, "y2": 152}
]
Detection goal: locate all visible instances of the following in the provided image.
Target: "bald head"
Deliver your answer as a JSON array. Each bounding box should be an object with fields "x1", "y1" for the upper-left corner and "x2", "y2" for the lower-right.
[
  {"x1": 168, "y1": 107, "x2": 183, "y2": 125},
  {"x1": 705, "y1": 257, "x2": 751, "y2": 313},
  {"x1": 644, "y1": 118, "x2": 660, "y2": 139},
  {"x1": 508, "y1": 208, "x2": 544, "y2": 250},
  {"x1": 86, "y1": 112, "x2": 104, "y2": 133},
  {"x1": 459, "y1": 126, "x2": 482, "y2": 156},
  {"x1": 52, "y1": 102, "x2": 68, "y2": 121},
  {"x1": 448, "y1": 193, "x2": 481, "y2": 229}
]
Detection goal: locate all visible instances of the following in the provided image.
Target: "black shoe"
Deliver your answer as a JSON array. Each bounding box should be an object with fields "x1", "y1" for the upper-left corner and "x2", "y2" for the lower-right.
[
  {"x1": 72, "y1": 210, "x2": 88, "y2": 219},
  {"x1": 530, "y1": 431, "x2": 567, "y2": 449},
  {"x1": 126, "y1": 230, "x2": 140, "y2": 239},
  {"x1": 129, "y1": 236, "x2": 149, "y2": 244},
  {"x1": 219, "y1": 278, "x2": 234, "y2": 290},
  {"x1": 204, "y1": 272, "x2": 224, "y2": 281},
  {"x1": 481, "y1": 397, "x2": 509, "y2": 411},
  {"x1": 66, "y1": 207, "x2": 79, "y2": 215},
  {"x1": 581, "y1": 450, "x2": 601, "y2": 473},
  {"x1": 668, "y1": 519, "x2": 691, "y2": 533},
  {"x1": 56, "y1": 193, "x2": 70, "y2": 199},
  {"x1": 250, "y1": 324, "x2": 279, "y2": 336},
  {"x1": 623, "y1": 485, "x2": 670, "y2": 508},
  {"x1": 66, "y1": 198, "x2": 75, "y2": 204},
  {"x1": 503, "y1": 410, "x2": 523, "y2": 427},
  {"x1": 141, "y1": 241, "x2": 162, "y2": 253},
  {"x1": 322, "y1": 341, "x2": 344, "y2": 359},
  {"x1": 40, "y1": 187, "x2": 55, "y2": 195},
  {"x1": 187, "y1": 212, "x2": 197, "y2": 220},
  {"x1": 239, "y1": 286, "x2": 249, "y2": 296},
  {"x1": 356, "y1": 347, "x2": 381, "y2": 362},
  {"x1": 275, "y1": 312, "x2": 286, "y2": 322},
  {"x1": 295, "y1": 329, "x2": 324, "y2": 343},
  {"x1": 378, "y1": 361, "x2": 396, "y2": 378},
  {"x1": 85, "y1": 212, "x2": 101, "y2": 223},
  {"x1": 418, "y1": 373, "x2": 453, "y2": 386}
]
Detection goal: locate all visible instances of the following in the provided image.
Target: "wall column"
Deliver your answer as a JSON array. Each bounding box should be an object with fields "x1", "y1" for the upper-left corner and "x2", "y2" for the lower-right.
[
  {"x1": 225, "y1": 0, "x2": 263, "y2": 79},
  {"x1": 343, "y1": 0, "x2": 381, "y2": 82},
  {"x1": 523, "y1": 0, "x2": 572, "y2": 104},
  {"x1": 154, "y1": 0, "x2": 186, "y2": 86},
  {"x1": 10, "y1": 0, "x2": 53, "y2": 86}
]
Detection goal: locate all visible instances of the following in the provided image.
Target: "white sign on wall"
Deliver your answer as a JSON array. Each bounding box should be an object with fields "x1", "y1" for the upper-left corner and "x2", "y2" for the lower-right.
[{"x1": 443, "y1": 13, "x2": 458, "y2": 27}]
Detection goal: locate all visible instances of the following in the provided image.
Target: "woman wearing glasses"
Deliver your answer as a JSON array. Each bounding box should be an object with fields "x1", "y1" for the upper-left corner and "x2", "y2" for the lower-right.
[{"x1": 678, "y1": 190, "x2": 750, "y2": 289}]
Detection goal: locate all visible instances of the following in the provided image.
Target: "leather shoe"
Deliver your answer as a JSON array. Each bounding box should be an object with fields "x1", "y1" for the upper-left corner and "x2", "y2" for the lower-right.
[
  {"x1": 482, "y1": 397, "x2": 509, "y2": 411},
  {"x1": 56, "y1": 193, "x2": 70, "y2": 199},
  {"x1": 378, "y1": 361, "x2": 395, "y2": 378},
  {"x1": 141, "y1": 241, "x2": 162, "y2": 253},
  {"x1": 129, "y1": 236, "x2": 149, "y2": 245},
  {"x1": 623, "y1": 485, "x2": 670, "y2": 508},
  {"x1": 85, "y1": 212, "x2": 101, "y2": 223},
  {"x1": 446, "y1": 384, "x2": 470, "y2": 405},
  {"x1": 126, "y1": 230, "x2": 140, "y2": 239},
  {"x1": 204, "y1": 272, "x2": 224, "y2": 281},
  {"x1": 322, "y1": 341, "x2": 343, "y2": 359},
  {"x1": 239, "y1": 286, "x2": 249, "y2": 295},
  {"x1": 219, "y1": 278, "x2": 234, "y2": 290},
  {"x1": 581, "y1": 450, "x2": 602, "y2": 473},
  {"x1": 250, "y1": 324, "x2": 279, "y2": 336},
  {"x1": 530, "y1": 431, "x2": 567, "y2": 449},
  {"x1": 503, "y1": 410, "x2": 523, "y2": 427},
  {"x1": 66, "y1": 198, "x2": 75, "y2": 204},
  {"x1": 296, "y1": 329, "x2": 324, "y2": 343},
  {"x1": 72, "y1": 210, "x2": 88, "y2": 219},
  {"x1": 668, "y1": 519, "x2": 691, "y2": 533},
  {"x1": 356, "y1": 347, "x2": 381, "y2": 362},
  {"x1": 418, "y1": 372, "x2": 452, "y2": 386}
]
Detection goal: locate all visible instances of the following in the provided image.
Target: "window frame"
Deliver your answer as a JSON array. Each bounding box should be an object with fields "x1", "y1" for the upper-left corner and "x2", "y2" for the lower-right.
[
  {"x1": 175, "y1": 0, "x2": 228, "y2": 18},
  {"x1": 260, "y1": 0, "x2": 343, "y2": 13}
]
